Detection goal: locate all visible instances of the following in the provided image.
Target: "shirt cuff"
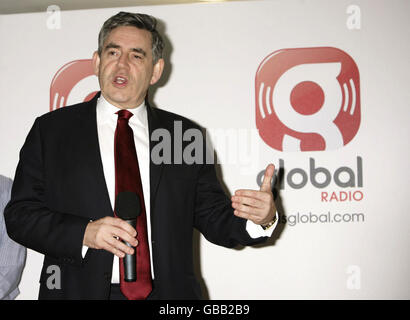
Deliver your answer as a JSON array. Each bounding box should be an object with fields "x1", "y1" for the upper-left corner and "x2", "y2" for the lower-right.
[
  {"x1": 81, "y1": 245, "x2": 88, "y2": 259},
  {"x1": 81, "y1": 219, "x2": 92, "y2": 259},
  {"x1": 246, "y1": 211, "x2": 278, "y2": 239}
]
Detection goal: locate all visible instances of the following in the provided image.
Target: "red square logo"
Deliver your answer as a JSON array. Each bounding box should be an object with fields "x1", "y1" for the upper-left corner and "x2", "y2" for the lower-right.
[
  {"x1": 50, "y1": 59, "x2": 98, "y2": 111},
  {"x1": 255, "y1": 47, "x2": 360, "y2": 152}
]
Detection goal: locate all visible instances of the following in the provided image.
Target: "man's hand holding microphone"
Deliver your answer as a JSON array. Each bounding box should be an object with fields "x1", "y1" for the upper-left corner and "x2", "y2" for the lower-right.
[{"x1": 83, "y1": 216, "x2": 138, "y2": 258}]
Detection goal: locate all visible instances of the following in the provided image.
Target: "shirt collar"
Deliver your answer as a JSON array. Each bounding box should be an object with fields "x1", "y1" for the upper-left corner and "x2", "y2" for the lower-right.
[{"x1": 96, "y1": 93, "x2": 148, "y2": 128}]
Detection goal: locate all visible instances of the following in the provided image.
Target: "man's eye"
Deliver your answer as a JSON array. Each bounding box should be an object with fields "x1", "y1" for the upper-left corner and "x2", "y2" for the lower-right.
[
  {"x1": 134, "y1": 55, "x2": 142, "y2": 60},
  {"x1": 109, "y1": 51, "x2": 118, "y2": 56}
]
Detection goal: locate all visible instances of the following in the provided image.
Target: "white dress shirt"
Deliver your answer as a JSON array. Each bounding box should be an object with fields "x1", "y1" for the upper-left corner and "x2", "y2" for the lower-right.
[
  {"x1": 96, "y1": 96, "x2": 151, "y2": 283},
  {"x1": 85, "y1": 95, "x2": 277, "y2": 283}
]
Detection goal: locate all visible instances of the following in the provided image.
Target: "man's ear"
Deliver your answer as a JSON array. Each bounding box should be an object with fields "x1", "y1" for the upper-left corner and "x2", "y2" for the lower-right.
[
  {"x1": 92, "y1": 51, "x2": 100, "y2": 76},
  {"x1": 150, "y1": 58, "x2": 165, "y2": 85}
]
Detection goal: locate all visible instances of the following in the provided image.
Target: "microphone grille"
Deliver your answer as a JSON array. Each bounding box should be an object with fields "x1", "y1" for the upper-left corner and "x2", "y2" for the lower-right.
[{"x1": 115, "y1": 191, "x2": 141, "y2": 220}]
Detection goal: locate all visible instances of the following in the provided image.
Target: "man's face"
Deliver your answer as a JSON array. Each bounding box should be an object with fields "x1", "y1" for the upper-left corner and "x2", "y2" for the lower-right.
[{"x1": 93, "y1": 26, "x2": 164, "y2": 109}]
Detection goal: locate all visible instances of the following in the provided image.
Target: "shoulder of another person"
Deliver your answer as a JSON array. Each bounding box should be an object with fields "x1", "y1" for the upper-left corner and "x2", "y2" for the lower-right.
[
  {"x1": 0, "y1": 175, "x2": 13, "y2": 190},
  {"x1": 0, "y1": 175, "x2": 12, "y2": 207}
]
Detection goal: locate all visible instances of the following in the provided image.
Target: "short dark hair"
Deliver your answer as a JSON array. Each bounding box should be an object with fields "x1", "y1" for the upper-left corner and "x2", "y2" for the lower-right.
[{"x1": 98, "y1": 11, "x2": 164, "y2": 64}]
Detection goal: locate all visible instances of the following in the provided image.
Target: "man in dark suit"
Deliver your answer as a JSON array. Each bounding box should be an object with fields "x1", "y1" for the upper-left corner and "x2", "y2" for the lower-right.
[{"x1": 5, "y1": 12, "x2": 277, "y2": 300}]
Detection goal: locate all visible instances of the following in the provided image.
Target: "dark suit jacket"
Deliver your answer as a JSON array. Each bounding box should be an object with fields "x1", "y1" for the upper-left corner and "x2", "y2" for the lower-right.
[{"x1": 4, "y1": 93, "x2": 267, "y2": 299}]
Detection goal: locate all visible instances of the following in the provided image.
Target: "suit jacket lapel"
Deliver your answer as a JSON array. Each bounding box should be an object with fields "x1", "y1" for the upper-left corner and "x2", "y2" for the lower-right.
[
  {"x1": 76, "y1": 94, "x2": 163, "y2": 220},
  {"x1": 146, "y1": 102, "x2": 164, "y2": 212},
  {"x1": 76, "y1": 93, "x2": 113, "y2": 219}
]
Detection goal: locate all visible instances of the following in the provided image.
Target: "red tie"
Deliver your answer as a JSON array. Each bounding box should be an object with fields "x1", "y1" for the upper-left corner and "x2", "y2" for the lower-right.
[{"x1": 114, "y1": 109, "x2": 152, "y2": 300}]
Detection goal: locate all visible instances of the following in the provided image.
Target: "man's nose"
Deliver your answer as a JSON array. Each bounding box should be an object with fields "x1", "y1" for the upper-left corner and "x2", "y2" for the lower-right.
[{"x1": 117, "y1": 53, "x2": 129, "y2": 68}]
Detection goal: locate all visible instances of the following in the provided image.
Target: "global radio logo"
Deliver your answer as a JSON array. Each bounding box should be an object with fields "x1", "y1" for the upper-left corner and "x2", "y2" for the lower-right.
[
  {"x1": 50, "y1": 59, "x2": 99, "y2": 111},
  {"x1": 255, "y1": 47, "x2": 360, "y2": 152}
]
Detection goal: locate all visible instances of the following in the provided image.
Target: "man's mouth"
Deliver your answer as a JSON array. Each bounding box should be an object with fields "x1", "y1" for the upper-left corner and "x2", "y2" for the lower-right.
[{"x1": 113, "y1": 75, "x2": 128, "y2": 87}]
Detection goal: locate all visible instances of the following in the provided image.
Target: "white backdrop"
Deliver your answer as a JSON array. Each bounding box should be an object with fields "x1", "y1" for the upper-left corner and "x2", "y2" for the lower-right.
[{"x1": 0, "y1": 0, "x2": 409, "y2": 299}]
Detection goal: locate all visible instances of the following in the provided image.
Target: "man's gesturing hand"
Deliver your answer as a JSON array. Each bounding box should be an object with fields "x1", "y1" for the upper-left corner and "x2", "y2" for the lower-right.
[
  {"x1": 231, "y1": 163, "x2": 276, "y2": 226},
  {"x1": 83, "y1": 216, "x2": 138, "y2": 258}
]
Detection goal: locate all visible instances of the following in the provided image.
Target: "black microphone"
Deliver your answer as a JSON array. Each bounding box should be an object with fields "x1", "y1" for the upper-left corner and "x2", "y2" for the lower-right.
[{"x1": 115, "y1": 191, "x2": 141, "y2": 282}]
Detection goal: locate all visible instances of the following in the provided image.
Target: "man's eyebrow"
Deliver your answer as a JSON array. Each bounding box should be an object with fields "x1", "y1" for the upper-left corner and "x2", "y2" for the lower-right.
[
  {"x1": 103, "y1": 43, "x2": 147, "y2": 57},
  {"x1": 104, "y1": 42, "x2": 120, "y2": 51},
  {"x1": 131, "y1": 48, "x2": 147, "y2": 57}
]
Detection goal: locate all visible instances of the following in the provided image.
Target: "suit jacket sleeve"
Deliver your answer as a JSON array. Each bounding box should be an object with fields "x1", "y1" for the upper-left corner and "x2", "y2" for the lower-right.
[
  {"x1": 193, "y1": 161, "x2": 268, "y2": 248},
  {"x1": 4, "y1": 118, "x2": 90, "y2": 267}
]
